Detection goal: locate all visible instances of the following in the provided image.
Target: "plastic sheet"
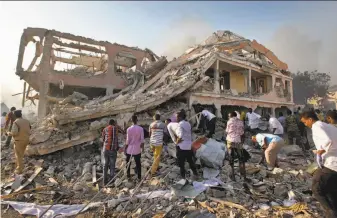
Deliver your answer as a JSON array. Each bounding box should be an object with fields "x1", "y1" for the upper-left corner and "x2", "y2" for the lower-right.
[{"x1": 1, "y1": 201, "x2": 102, "y2": 218}]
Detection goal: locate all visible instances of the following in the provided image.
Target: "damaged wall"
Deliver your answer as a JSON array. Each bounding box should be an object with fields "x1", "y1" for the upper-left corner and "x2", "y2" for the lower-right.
[{"x1": 16, "y1": 28, "x2": 167, "y2": 118}]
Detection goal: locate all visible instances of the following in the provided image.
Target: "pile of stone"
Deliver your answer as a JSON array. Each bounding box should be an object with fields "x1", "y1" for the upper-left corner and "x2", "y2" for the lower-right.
[{"x1": 1, "y1": 131, "x2": 323, "y2": 217}]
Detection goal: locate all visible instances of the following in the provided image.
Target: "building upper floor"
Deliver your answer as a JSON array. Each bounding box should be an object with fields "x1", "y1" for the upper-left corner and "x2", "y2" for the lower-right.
[{"x1": 182, "y1": 30, "x2": 293, "y2": 104}]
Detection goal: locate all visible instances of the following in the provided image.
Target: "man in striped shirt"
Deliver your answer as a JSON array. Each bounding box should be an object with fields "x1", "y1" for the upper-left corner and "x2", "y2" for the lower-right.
[
  {"x1": 149, "y1": 114, "x2": 167, "y2": 176},
  {"x1": 102, "y1": 119, "x2": 119, "y2": 185}
]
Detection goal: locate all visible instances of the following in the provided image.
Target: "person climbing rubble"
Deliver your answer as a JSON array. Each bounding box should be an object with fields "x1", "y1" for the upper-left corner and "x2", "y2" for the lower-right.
[
  {"x1": 300, "y1": 111, "x2": 337, "y2": 218},
  {"x1": 124, "y1": 115, "x2": 144, "y2": 181},
  {"x1": 4, "y1": 107, "x2": 17, "y2": 147},
  {"x1": 268, "y1": 115, "x2": 284, "y2": 137},
  {"x1": 6, "y1": 110, "x2": 31, "y2": 175},
  {"x1": 172, "y1": 111, "x2": 199, "y2": 179},
  {"x1": 245, "y1": 108, "x2": 261, "y2": 135},
  {"x1": 101, "y1": 119, "x2": 119, "y2": 186},
  {"x1": 149, "y1": 114, "x2": 167, "y2": 177},
  {"x1": 252, "y1": 133, "x2": 284, "y2": 170},
  {"x1": 225, "y1": 111, "x2": 248, "y2": 181},
  {"x1": 326, "y1": 110, "x2": 337, "y2": 128}
]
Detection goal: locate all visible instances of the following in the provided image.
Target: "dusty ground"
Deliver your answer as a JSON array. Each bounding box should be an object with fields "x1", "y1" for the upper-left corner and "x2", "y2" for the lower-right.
[{"x1": 0, "y1": 127, "x2": 324, "y2": 218}]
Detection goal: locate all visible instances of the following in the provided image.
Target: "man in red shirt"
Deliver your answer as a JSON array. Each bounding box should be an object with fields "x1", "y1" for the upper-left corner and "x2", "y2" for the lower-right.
[
  {"x1": 4, "y1": 107, "x2": 16, "y2": 147},
  {"x1": 102, "y1": 119, "x2": 120, "y2": 185}
]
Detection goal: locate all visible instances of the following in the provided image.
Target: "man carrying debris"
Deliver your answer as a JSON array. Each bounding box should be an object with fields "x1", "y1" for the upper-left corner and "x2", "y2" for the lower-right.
[
  {"x1": 326, "y1": 110, "x2": 337, "y2": 128},
  {"x1": 102, "y1": 119, "x2": 119, "y2": 185},
  {"x1": 300, "y1": 111, "x2": 337, "y2": 217},
  {"x1": 226, "y1": 112, "x2": 247, "y2": 181},
  {"x1": 125, "y1": 115, "x2": 144, "y2": 181},
  {"x1": 4, "y1": 107, "x2": 16, "y2": 147},
  {"x1": 252, "y1": 133, "x2": 284, "y2": 170},
  {"x1": 149, "y1": 114, "x2": 167, "y2": 176},
  {"x1": 245, "y1": 108, "x2": 261, "y2": 135},
  {"x1": 268, "y1": 115, "x2": 284, "y2": 137},
  {"x1": 6, "y1": 110, "x2": 31, "y2": 175},
  {"x1": 174, "y1": 111, "x2": 199, "y2": 179}
]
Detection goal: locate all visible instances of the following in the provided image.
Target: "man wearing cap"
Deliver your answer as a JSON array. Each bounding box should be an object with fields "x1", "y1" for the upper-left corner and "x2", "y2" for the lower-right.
[{"x1": 7, "y1": 110, "x2": 31, "y2": 175}]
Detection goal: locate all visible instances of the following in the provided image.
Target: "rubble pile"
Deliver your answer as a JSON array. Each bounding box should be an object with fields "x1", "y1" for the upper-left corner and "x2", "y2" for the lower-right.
[
  {"x1": 1, "y1": 29, "x2": 324, "y2": 217},
  {"x1": 1, "y1": 132, "x2": 323, "y2": 217},
  {"x1": 23, "y1": 30, "x2": 292, "y2": 156}
]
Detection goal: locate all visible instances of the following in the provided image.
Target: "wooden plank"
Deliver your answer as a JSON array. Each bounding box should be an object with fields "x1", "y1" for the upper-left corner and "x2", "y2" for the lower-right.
[
  {"x1": 208, "y1": 197, "x2": 248, "y2": 211},
  {"x1": 14, "y1": 160, "x2": 44, "y2": 193},
  {"x1": 1, "y1": 186, "x2": 49, "y2": 200},
  {"x1": 92, "y1": 165, "x2": 99, "y2": 190}
]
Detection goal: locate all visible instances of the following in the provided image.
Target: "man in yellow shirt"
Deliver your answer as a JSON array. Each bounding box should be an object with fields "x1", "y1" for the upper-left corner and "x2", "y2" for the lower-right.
[{"x1": 7, "y1": 110, "x2": 31, "y2": 175}]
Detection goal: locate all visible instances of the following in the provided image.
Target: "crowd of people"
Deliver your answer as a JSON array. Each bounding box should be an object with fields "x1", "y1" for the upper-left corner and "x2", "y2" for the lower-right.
[{"x1": 2, "y1": 104, "x2": 337, "y2": 217}]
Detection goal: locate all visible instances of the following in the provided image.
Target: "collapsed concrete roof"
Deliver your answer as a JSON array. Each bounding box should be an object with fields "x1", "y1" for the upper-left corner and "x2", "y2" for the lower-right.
[{"x1": 23, "y1": 29, "x2": 292, "y2": 156}]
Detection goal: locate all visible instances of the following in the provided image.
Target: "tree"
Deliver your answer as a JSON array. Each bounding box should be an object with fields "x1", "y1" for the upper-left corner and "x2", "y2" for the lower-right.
[{"x1": 292, "y1": 70, "x2": 331, "y2": 105}]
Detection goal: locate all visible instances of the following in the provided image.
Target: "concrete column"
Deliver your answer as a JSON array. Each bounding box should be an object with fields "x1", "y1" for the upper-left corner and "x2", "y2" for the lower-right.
[
  {"x1": 272, "y1": 107, "x2": 276, "y2": 117},
  {"x1": 106, "y1": 50, "x2": 117, "y2": 96},
  {"x1": 272, "y1": 75, "x2": 276, "y2": 91},
  {"x1": 136, "y1": 59, "x2": 142, "y2": 70},
  {"x1": 289, "y1": 79, "x2": 294, "y2": 102},
  {"x1": 248, "y1": 68, "x2": 252, "y2": 96},
  {"x1": 214, "y1": 60, "x2": 220, "y2": 94},
  {"x1": 37, "y1": 32, "x2": 53, "y2": 120}
]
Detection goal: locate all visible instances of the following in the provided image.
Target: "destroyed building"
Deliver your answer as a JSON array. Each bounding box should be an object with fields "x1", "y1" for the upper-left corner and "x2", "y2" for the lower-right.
[
  {"x1": 16, "y1": 27, "x2": 167, "y2": 119},
  {"x1": 15, "y1": 28, "x2": 294, "y2": 156},
  {"x1": 3, "y1": 28, "x2": 324, "y2": 218}
]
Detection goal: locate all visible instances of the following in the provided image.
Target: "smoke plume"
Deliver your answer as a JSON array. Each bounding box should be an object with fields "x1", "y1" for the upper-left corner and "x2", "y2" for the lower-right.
[
  {"x1": 266, "y1": 2, "x2": 337, "y2": 84},
  {"x1": 159, "y1": 15, "x2": 213, "y2": 61}
]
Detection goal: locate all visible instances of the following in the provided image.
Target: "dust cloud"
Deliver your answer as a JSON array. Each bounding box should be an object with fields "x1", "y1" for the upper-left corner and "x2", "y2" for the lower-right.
[
  {"x1": 159, "y1": 15, "x2": 213, "y2": 61},
  {"x1": 266, "y1": 2, "x2": 337, "y2": 84}
]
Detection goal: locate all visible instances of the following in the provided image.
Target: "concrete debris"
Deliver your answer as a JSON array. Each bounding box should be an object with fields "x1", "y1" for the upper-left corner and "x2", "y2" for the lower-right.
[
  {"x1": 3, "y1": 27, "x2": 326, "y2": 217},
  {"x1": 15, "y1": 28, "x2": 294, "y2": 156}
]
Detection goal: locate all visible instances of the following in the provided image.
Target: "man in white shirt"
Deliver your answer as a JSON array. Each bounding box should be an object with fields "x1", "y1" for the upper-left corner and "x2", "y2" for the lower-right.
[
  {"x1": 269, "y1": 116, "x2": 284, "y2": 137},
  {"x1": 300, "y1": 111, "x2": 337, "y2": 217},
  {"x1": 200, "y1": 108, "x2": 216, "y2": 138},
  {"x1": 245, "y1": 108, "x2": 261, "y2": 134},
  {"x1": 168, "y1": 112, "x2": 199, "y2": 179}
]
